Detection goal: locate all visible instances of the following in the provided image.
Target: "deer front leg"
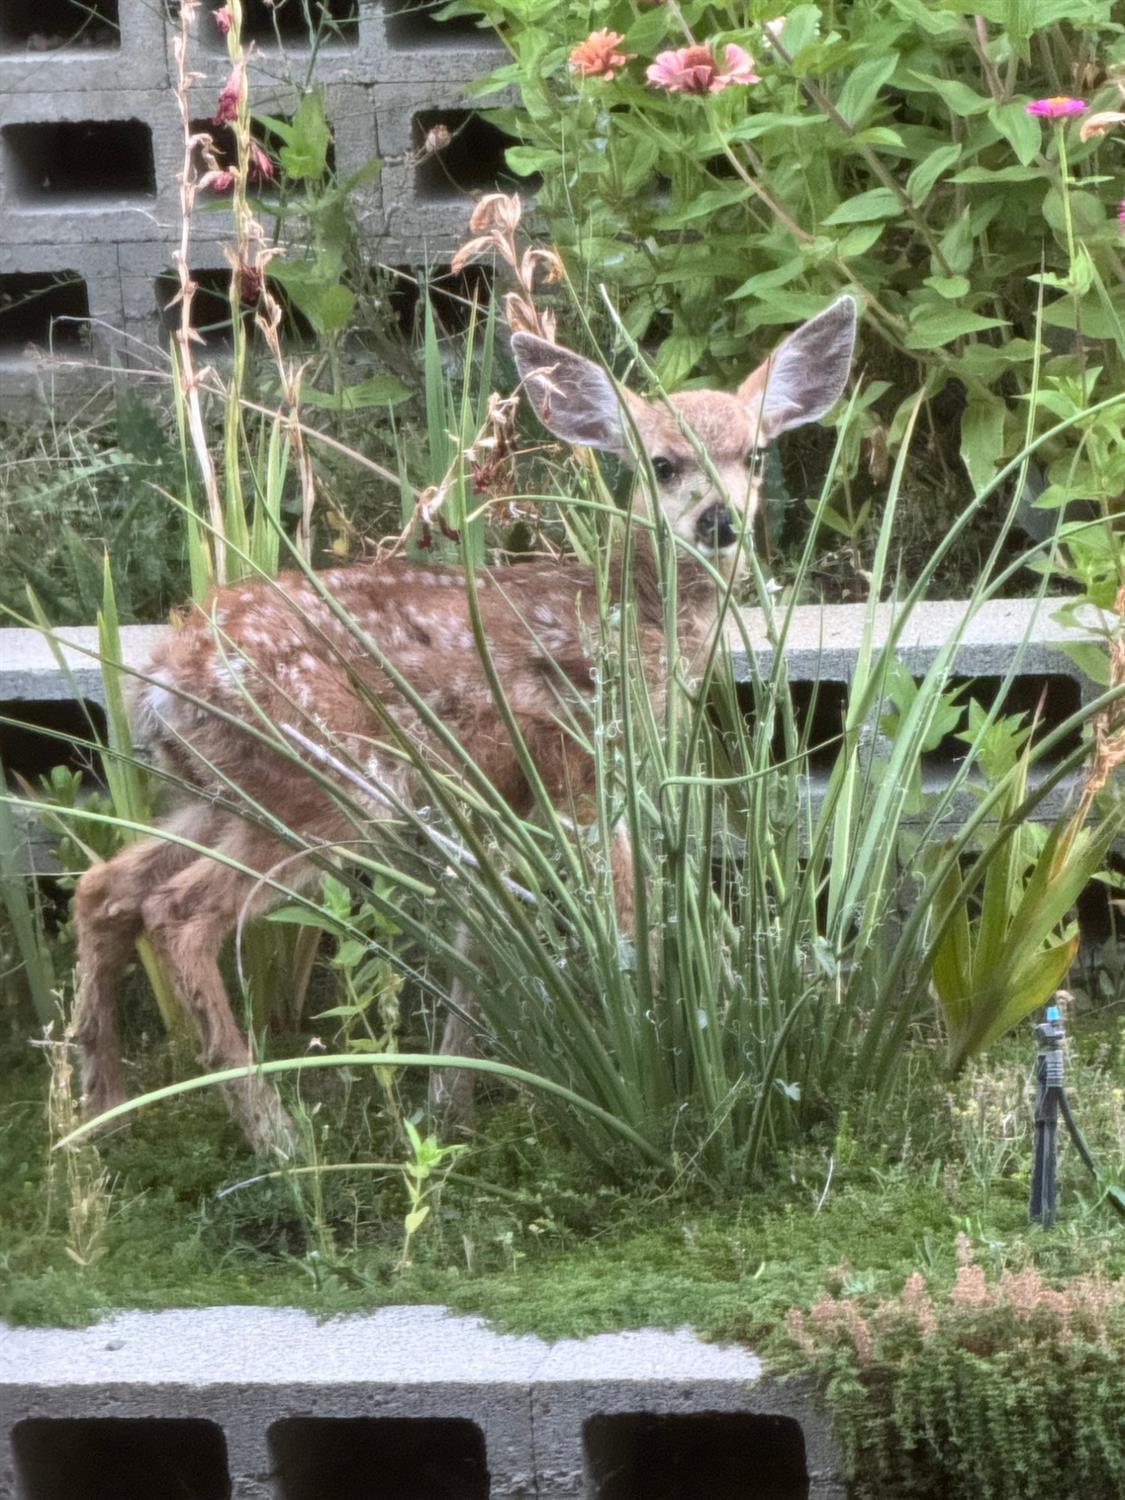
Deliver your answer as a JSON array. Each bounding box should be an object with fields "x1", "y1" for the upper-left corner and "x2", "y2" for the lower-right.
[{"x1": 431, "y1": 922, "x2": 478, "y2": 1131}]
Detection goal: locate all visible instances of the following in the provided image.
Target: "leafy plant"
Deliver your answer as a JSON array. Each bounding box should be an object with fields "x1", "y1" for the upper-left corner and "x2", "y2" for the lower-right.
[{"x1": 457, "y1": 0, "x2": 1125, "y2": 556}]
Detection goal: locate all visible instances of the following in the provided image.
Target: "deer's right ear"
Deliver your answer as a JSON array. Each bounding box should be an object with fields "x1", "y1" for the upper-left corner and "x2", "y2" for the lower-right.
[{"x1": 512, "y1": 332, "x2": 627, "y2": 453}]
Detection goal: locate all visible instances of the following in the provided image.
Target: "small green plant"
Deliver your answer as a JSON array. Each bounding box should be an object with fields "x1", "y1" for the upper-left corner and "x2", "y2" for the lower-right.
[{"x1": 785, "y1": 1237, "x2": 1125, "y2": 1500}]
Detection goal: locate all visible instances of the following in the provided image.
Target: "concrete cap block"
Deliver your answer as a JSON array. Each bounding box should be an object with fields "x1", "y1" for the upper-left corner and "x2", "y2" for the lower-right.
[{"x1": 0, "y1": 1306, "x2": 840, "y2": 1499}]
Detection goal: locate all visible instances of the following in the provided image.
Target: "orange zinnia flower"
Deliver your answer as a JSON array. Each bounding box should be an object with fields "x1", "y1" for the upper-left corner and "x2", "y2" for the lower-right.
[{"x1": 569, "y1": 29, "x2": 634, "y2": 81}]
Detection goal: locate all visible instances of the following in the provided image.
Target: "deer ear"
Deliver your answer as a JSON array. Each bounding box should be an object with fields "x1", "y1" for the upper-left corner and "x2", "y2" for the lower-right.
[
  {"x1": 738, "y1": 295, "x2": 857, "y2": 439},
  {"x1": 512, "y1": 332, "x2": 627, "y2": 453}
]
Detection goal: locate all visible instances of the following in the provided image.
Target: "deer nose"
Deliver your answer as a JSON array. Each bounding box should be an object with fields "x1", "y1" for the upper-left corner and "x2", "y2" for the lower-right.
[{"x1": 695, "y1": 504, "x2": 737, "y2": 550}]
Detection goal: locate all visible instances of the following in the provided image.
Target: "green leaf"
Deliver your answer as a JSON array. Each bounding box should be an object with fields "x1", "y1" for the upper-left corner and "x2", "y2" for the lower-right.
[
  {"x1": 623, "y1": 5, "x2": 670, "y2": 51},
  {"x1": 1057, "y1": 639, "x2": 1111, "y2": 686},
  {"x1": 299, "y1": 375, "x2": 412, "y2": 410},
  {"x1": 905, "y1": 305, "x2": 1008, "y2": 349},
  {"x1": 909, "y1": 73, "x2": 993, "y2": 116},
  {"x1": 960, "y1": 397, "x2": 1007, "y2": 494},
  {"x1": 938, "y1": 214, "x2": 975, "y2": 274},
  {"x1": 852, "y1": 127, "x2": 905, "y2": 147},
  {"x1": 949, "y1": 164, "x2": 1042, "y2": 183},
  {"x1": 652, "y1": 183, "x2": 752, "y2": 228},
  {"x1": 989, "y1": 99, "x2": 1041, "y2": 165},
  {"x1": 505, "y1": 145, "x2": 556, "y2": 177},
  {"x1": 907, "y1": 143, "x2": 962, "y2": 205},
  {"x1": 925, "y1": 273, "x2": 971, "y2": 298},
  {"x1": 836, "y1": 53, "x2": 900, "y2": 128},
  {"x1": 837, "y1": 223, "x2": 885, "y2": 257},
  {"x1": 885, "y1": 0, "x2": 960, "y2": 34},
  {"x1": 821, "y1": 187, "x2": 901, "y2": 224},
  {"x1": 279, "y1": 91, "x2": 331, "y2": 180},
  {"x1": 727, "y1": 261, "x2": 803, "y2": 301}
]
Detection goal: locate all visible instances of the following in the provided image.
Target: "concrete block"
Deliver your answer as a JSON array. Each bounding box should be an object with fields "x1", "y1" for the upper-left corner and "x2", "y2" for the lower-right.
[
  {"x1": 532, "y1": 1326, "x2": 842, "y2": 1499},
  {"x1": 375, "y1": 82, "x2": 524, "y2": 261},
  {"x1": 0, "y1": 1306, "x2": 841, "y2": 1498},
  {"x1": 0, "y1": 0, "x2": 169, "y2": 97},
  {"x1": 182, "y1": 81, "x2": 382, "y2": 250},
  {"x1": 0, "y1": 91, "x2": 176, "y2": 247},
  {"x1": 0, "y1": 242, "x2": 125, "y2": 400}
]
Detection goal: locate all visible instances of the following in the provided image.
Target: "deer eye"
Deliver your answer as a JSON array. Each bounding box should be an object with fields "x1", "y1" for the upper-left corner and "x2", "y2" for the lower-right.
[
  {"x1": 651, "y1": 456, "x2": 677, "y2": 484},
  {"x1": 745, "y1": 448, "x2": 767, "y2": 475}
]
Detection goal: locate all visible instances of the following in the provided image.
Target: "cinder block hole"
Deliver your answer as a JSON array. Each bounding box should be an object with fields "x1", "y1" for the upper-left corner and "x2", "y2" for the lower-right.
[
  {"x1": 189, "y1": 115, "x2": 336, "y2": 188},
  {"x1": 11, "y1": 1416, "x2": 231, "y2": 1500},
  {"x1": 0, "y1": 271, "x2": 89, "y2": 352},
  {"x1": 412, "y1": 110, "x2": 535, "y2": 200},
  {"x1": 203, "y1": 0, "x2": 359, "y2": 49},
  {"x1": 384, "y1": 0, "x2": 490, "y2": 47},
  {"x1": 0, "y1": 0, "x2": 119, "y2": 51},
  {"x1": 0, "y1": 698, "x2": 109, "y2": 784},
  {"x1": 388, "y1": 261, "x2": 493, "y2": 339},
  {"x1": 584, "y1": 1411, "x2": 809, "y2": 1500},
  {"x1": 748, "y1": 677, "x2": 848, "y2": 772},
  {"x1": 1076, "y1": 849, "x2": 1125, "y2": 946},
  {"x1": 920, "y1": 671, "x2": 1083, "y2": 767},
  {"x1": 155, "y1": 268, "x2": 314, "y2": 348},
  {"x1": 2, "y1": 120, "x2": 155, "y2": 203},
  {"x1": 268, "y1": 1415, "x2": 489, "y2": 1500}
]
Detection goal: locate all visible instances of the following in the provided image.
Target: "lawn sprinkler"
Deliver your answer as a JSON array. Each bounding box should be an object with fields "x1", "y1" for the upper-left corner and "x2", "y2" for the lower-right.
[{"x1": 1029, "y1": 997, "x2": 1125, "y2": 1228}]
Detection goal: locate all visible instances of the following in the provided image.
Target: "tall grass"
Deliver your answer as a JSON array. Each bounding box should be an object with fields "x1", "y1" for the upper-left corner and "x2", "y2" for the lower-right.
[{"x1": 38, "y1": 313, "x2": 1125, "y2": 1193}]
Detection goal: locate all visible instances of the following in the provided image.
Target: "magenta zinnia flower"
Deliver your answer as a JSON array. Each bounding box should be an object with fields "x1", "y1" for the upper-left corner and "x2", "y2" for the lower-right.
[
  {"x1": 647, "y1": 42, "x2": 760, "y2": 95},
  {"x1": 1025, "y1": 96, "x2": 1086, "y2": 118}
]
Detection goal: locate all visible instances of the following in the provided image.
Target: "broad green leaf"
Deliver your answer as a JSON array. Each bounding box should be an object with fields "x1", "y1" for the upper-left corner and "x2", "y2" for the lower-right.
[
  {"x1": 960, "y1": 397, "x2": 1007, "y2": 493},
  {"x1": 836, "y1": 53, "x2": 900, "y2": 128},
  {"x1": 727, "y1": 261, "x2": 803, "y2": 301},
  {"x1": 837, "y1": 222, "x2": 885, "y2": 257},
  {"x1": 908, "y1": 72, "x2": 993, "y2": 116},
  {"x1": 989, "y1": 100, "x2": 1041, "y2": 165},
  {"x1": 852, "y1": 127, "x2": 905, "y2": 147},
  {"x1": 505, "y1": 145, "x2": 556, "y2": 176},
  {"x1": 279, "y1": 91, "x2": 331, "y2": 180},
  {"x1": 905, "y1": 305, "x2": 1008, "y2": 348},
  {"x1": 623, "y1": 5, "x2": 670, "y2": 51},
  {"x1": 1057, "y1": 640, "x2": 1111, "y2": 686},
  {"x1": 907, "y1": 143, "x2": 962, "y2": 205},
  {"x1": 938, "y1": 213, "x2": 975, "y2": 274},
  {"x1": 925, "y1": 274, "x2": 971, "y2": 298},
  {"x1": 886, "y1": 0, "x2": 960, "y2": 34},
  {"x1": 821, "y1": 187, "x2": 900, "y2": 224}
]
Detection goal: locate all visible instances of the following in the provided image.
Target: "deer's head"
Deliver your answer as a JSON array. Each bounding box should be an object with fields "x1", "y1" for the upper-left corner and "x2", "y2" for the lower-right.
[{"x1": 512, "y1": 295, "x2": 857, "y2": 572}]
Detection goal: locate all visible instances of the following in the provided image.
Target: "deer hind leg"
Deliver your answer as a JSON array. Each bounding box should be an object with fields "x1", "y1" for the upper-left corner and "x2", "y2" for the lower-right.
[
  {"x1": 135, "y1": 820, "x2": 322, "y2": 1157},
  {"x1": 72, "y1": 806, "x2": 216, "y2": 1120}
]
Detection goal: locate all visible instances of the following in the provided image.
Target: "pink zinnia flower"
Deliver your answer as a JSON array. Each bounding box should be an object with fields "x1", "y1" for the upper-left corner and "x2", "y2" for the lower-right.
[
  {"x1": 1025, "y1": 96, "x2": 1086, "y2": 118},
  {"x1": 568, "y1": 29, "x2": 634, "y2": 80},
  {"x1": 647, "y1": 42, "x2": 760, "y2": 94},
  {"x1": 1118, "y1": 198, "x2": 1125, "y2": 228}
]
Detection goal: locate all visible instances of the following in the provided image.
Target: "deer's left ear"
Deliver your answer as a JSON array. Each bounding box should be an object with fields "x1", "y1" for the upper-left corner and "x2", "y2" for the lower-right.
[
  {"x1": 738, "y1": 295, "x2": 857, "y2": 440},
  {"x1": 511, "y1": 332, "x2": 628, "y2": 453}
]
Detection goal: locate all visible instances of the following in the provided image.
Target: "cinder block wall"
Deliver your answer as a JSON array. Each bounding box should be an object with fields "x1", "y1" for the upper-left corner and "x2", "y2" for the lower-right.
[{"x1": 0, "y1": 0, "x2": 507, "y2": 398}]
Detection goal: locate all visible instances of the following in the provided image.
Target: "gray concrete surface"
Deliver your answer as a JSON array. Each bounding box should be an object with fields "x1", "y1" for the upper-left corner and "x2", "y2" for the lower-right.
[
  {"x1": 0, "y1": 1305, "x2": 840, "y2": 1498},
  {"x1": 0, "y1": 2, "x2": 504, "y2": 395}
]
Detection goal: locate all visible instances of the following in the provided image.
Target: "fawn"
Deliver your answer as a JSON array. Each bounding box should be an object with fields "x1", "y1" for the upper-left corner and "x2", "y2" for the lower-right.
[{"x1": 71, "y1": 295, "x2": 857, "y2": 1151}]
